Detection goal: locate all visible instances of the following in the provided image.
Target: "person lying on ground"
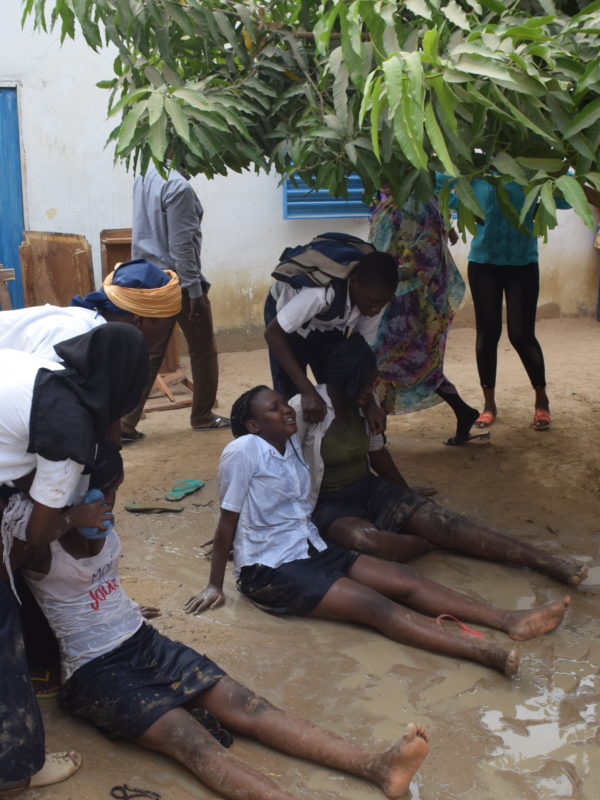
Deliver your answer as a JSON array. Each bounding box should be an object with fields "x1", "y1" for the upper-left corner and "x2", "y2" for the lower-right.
[
  {"x1": 19, "y1": 441, "x2": 430, "y2": 800},
  {"x1": 186, "y1": 386, "x2": 571, "y2": 678},
  {"x1": 264, "y1": 248, "x2": 398, "y2": 428},
  {"x1": 291, "y1": 333, "x2": 588, "y2": 587}
]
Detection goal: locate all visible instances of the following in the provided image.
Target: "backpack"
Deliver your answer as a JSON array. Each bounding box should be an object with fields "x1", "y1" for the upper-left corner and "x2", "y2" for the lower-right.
[{"x1": 272, "y1": 232, "x2": 376, "y2": 322}]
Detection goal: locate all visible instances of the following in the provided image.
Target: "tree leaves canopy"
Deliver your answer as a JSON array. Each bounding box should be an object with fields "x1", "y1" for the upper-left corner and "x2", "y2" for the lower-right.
[{"x1": 22, "y1": 0, "x2": 600, "y2": 233}]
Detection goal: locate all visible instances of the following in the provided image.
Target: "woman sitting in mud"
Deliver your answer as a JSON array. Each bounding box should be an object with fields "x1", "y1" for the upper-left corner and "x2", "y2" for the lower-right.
[
  {"x1": 186, "y1": 384, "x2": 571, "y2": 678},
  {"x1": 19, "y1": 441, "x2": 430, "y2": 800},
  {"x1": 290, "y1": 333, "x2": 588, "y2": 587}
]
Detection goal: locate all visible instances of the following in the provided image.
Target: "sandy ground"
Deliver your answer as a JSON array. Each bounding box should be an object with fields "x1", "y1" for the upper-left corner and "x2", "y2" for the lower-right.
[{"x1": 26, "y1": 317, "x2": 600, "y2": 800}]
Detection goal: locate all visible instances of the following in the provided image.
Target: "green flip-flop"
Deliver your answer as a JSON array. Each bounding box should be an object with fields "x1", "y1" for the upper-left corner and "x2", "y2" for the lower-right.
[{"x1": 165, "y1": 479, "x2": 205, "y2": 502}]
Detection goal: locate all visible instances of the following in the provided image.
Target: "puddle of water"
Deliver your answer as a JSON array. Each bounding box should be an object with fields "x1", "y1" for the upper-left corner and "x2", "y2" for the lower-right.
[{"x1": 578, "y1": 564, "x2": 600, "y2": 592}]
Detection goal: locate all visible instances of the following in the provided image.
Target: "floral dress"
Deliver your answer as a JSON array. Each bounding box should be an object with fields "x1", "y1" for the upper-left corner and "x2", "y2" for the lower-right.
[{"x1": 370, "y1": 191, "x2": 465, "y2": 413}]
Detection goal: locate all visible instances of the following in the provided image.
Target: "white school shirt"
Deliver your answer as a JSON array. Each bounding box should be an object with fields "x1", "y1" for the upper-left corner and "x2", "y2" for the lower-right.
[
  {"x1": 218, "y1": 433, "x2": 327, "y2": 577},
  {"x1": 0, "y1": 349, "x2": 87, "y2": 508},
  {"x1": 290, "y1": 385, "x2": 385, "y2": 509},
  {"x1": 0, "y1": 305, "x2": 105, "y2": 362},
  {"x1": 271, "y1": 282, "x2": 383, "y2": 343},
  {"x1": 23, "y1": 529, "x2": 143, "y2": 680}
]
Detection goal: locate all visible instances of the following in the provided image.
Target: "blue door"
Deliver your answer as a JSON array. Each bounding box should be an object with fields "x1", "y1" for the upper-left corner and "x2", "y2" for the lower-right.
[{"x1": 0, "y1": 88, "x2": 25, "y2": 308}]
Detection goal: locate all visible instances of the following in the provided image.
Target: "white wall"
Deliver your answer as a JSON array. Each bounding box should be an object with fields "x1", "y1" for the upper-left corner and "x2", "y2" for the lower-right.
[{"x1": 1, "y1": 0, "x2": 598, "y2": 330}]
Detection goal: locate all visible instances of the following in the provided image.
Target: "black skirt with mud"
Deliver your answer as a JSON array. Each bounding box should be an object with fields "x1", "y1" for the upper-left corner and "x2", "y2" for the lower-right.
[
  {"x1": 238, "y1": 544, "x2": 359, "y2": 615},
  {"x1": 312, "y1": 473, "x2": 430, "y2": 536},
  {"x1": 59, "y1": 623, "x2": 226, "y2": 740}
]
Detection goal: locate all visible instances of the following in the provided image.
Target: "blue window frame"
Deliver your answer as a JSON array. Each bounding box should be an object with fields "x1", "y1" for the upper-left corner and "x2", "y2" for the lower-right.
[{"x1": 283, "y1": 173, "x2": 371, "y2": 219}]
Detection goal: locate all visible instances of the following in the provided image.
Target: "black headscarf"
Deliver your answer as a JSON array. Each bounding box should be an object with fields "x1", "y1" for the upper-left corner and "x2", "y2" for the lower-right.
[
  {"x1": 321, "y1": 332, "x2": 377, "y2": 401},
  {"x1": 28, "y1": 323, "x2": 148, "y2": 467}
]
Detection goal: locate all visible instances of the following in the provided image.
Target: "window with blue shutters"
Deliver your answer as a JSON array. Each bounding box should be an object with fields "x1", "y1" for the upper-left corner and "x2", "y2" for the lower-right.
[{"x1": 283, "y1": 174, "x2": 371, "y2": 219}]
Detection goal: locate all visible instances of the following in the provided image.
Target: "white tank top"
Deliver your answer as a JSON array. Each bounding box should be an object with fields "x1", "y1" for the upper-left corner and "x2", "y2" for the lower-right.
[{"x1": 23, "y1": 530, "x2": 143, "y2": 681}]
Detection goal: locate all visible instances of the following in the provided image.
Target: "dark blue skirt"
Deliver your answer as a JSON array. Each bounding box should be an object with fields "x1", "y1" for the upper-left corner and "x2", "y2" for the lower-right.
[
  {"x1": 0, "y1": 581, "x2": 45, "y2": 786},
  {"x1": 59, "y1": 623, "x2": 226, "y2": 741},
  {"x1": 237, "y1": 543, "x2": 359, "y2": 616},
  {"x1": 312, "y1": 473, "x2": 430, "y2": 537}
]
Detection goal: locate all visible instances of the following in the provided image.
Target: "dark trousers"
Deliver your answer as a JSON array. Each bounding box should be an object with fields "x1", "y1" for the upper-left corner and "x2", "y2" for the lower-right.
[
  {"x1": 0, "y1": 581, "x2": 45, "y2": 786},
  {"x1": 122, "y1": 288, "x2": 219, "y2": 429},
  {"x1": 467, "y1": 261, "x2": 546, "y2": 389},
  {"x1": 264, "y1": 294, "x2": 345, "y2": 400}
]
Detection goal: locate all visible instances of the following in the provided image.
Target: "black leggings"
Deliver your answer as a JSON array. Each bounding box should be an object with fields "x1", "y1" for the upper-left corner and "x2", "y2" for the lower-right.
[{"x1": 467, "y1": 261, "x2": 546, "y2": 389}]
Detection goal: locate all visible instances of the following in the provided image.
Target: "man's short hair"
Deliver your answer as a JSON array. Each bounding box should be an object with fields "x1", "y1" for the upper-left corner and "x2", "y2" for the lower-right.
[{"x1": 354, "y1": 252, "x2": 398, "y2": 294}]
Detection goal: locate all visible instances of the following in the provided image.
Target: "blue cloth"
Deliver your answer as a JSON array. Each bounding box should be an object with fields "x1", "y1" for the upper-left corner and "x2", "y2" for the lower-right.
[
  {"x1": 77, "y1": 488, "x2": 114, "y2": 539},
  {"x1": 436, "y1": 175, "x2": 570, "y2": 266},
  {"x1": 71, "y1": 258, "x2": 170, "y2": 315}
]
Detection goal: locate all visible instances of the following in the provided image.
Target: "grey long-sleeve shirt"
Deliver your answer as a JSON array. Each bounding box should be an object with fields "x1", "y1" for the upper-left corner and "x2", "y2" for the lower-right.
[{"x1": 132, "y1": 165, "x2": 208, "y2": 298}]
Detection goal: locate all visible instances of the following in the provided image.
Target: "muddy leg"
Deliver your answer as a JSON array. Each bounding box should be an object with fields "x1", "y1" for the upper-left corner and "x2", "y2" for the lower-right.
[
  {"x1": 405, "y1": 504, "x2": 587, "y2": 586},
  {"x1": 349, "y1": 555, "x2": 570, "y2": 641},
  {"x1": 310, "y1": 573, "x2": 519, "y2": 676},
  {"x1": 187, "y1": 678, "x2": 430, "y2": 799},
  {"x1": 136, "y1": 707, "x2": 299, "y2": 800},
  {"x1": 327, "y1": 516, "x2": 433, "y2": 561}
]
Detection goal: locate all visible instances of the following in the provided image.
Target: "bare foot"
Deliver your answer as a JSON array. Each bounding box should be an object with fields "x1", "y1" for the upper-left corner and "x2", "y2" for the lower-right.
[
  {"x1": 504, "y1": 649, "x2": 520, "y2": 678},
  {"x1": 373, "y1": 722, "x2": 430, "y2": 798},
  {"x1": 506, "y1": 596, "x2": 570, "y2": 641},
  {"x1": 568, "y1": 564, "x2": 588, "y2": 587}
]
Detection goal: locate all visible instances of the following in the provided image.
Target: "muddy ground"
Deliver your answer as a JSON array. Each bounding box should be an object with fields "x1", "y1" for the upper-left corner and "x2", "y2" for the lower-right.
[{"x1": 25, "y1": 317, "x2": 600, "y2": 800}]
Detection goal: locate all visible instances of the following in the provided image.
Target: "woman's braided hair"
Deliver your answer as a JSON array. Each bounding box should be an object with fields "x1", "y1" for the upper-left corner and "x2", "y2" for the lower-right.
[{"x1": 230, "y1": 385, "x2": 271, "y2": 438}]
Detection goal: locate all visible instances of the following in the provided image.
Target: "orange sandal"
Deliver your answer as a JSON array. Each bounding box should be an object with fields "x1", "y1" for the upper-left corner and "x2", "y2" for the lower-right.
[
  {"x1": 474, "y1": 411, "x2": 496, "y2": 429},
  {"x1": 532, "y1": 408, "x2": 551, "y2": 430}
]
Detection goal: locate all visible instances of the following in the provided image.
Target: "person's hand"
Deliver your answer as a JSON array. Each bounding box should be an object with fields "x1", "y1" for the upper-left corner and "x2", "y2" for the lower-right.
[
  {"x1": 365, "y1": 403, "x2": 387, "y2": 435},
  {"x1": 189, "y1": 294, "x2": 210, "y2": 321},
  {"x1": 184, "y1": 585, "x2": 225, "y2": 614},
  {"x1": 66, "y1": 499, "x2": 114, "y2": 532},
  {"x1": 301, "y1": 388, "x2": 327, "y2": 423},
  {"x1": 139, "y1": 605, "x2": 161, "y2": 619}
]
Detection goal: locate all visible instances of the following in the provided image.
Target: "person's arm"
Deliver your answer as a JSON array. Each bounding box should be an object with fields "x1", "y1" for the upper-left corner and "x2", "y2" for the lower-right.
[
  {"x1": 184, "y1": 508, "x2": 240, "y2": 613},
  {"x1": 163, "y1": 179, "x2": 205, "y2": 299},
  {"x1": 25, "y1": 498, "x2": 114, "y2": 549},
  {"x1": 264, "y1": 318, "x2": 326, "y2": 422},
  {"x1": 368, "y1": 447, "x2": 410, "y2": 488}
]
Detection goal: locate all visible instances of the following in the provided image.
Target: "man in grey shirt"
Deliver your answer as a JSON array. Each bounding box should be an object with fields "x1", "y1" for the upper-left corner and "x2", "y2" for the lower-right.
[{"x1": 122, "y1": 164, "x2": 230, "y2": 436}]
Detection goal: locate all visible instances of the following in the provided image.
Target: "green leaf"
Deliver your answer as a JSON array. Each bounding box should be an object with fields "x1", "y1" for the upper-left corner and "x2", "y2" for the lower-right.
[
  {"x1": 405, "y1": 0, "x2": 433, "y2": 20},
  {"x1": 539, "y1": 182, "x2": 557, "y2": 225},
  {"x1": 564, "y1": 96, "x2": 600, "y2": 138},
  {"x1": 442, "y1": 0, "x2": 470, "y2": 30},
  {"x1": 519, "y1": 185, "x2": 541, "y2": 226},
  {"x1": 424, "y1": 101, "x2": 458, "y2": 176},
  {"x1": 454, "y1": 178, "x2": 484, "y2": 218},
  {"x1": 555, "y1": 175, "x2": 595, "y2": 229},
  {"x1": 164, "y1": 97, "x2": 190, "y2": 142},
  {"x1": 382, "y1": 55, "x2": 404, "y2": 119},
  {"x1": 492, "y1": 152, "x2": 528, "y2": 185},
  {"x1": 147, "y1": 93, "x2": 164, "y2": 127},
  {"x1": 516, "y1": 157, "x2": 565, "y2": 172},
  {"x1": 108, "y1": 86, "x2": 152, "y2": 117},
  {"x1": 149, "y1": 115, "x2": 168, "y2": 162},
  {"x1": 116, "y1": 102, "x2": 148, "y2": 154}
]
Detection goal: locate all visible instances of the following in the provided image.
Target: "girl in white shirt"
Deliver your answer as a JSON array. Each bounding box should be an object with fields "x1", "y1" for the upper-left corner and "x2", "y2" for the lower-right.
[{"x1": 187, "y1": 386, "x2": 571, "y2": 678}]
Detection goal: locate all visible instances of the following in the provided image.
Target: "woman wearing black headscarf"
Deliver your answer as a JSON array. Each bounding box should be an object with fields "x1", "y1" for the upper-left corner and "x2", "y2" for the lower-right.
[
  {"x1": 290, "y1": 333, "x2": 587, "y2": 590},
  {"x1": 0, "y1": 323, "x2": 147, "y2": 791}
]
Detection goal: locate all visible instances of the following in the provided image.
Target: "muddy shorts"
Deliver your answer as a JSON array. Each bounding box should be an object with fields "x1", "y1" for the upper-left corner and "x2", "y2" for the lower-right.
[
  {"x1": 0, "y1": 581, "x2": 45, "y2": 786},
  {"x1": 312, "y1": 473, "x2": 430, "y2": 537},
  {"x1": 59, "y1": 623, "x2": 226, "y2": 740},
  {"x1": 237, "y1": 543, "x2": 359, "y2": 616}
]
